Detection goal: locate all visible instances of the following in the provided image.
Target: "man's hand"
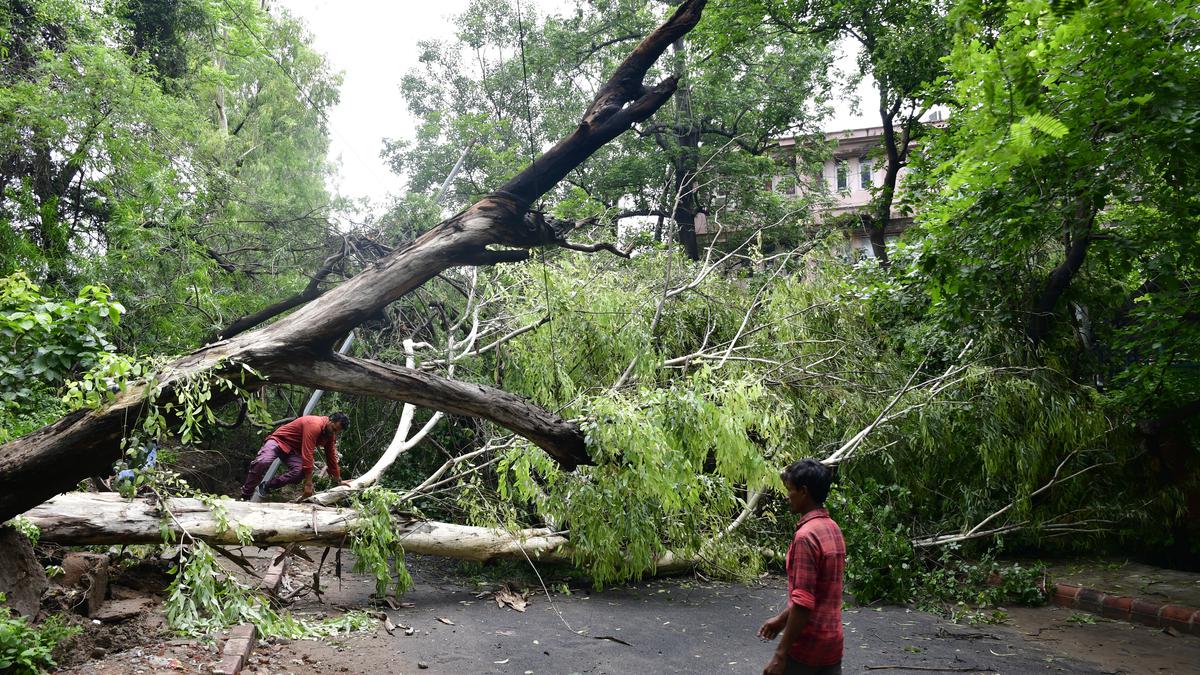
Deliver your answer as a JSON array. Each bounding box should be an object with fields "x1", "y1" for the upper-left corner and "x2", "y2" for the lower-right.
[
  {"x1": 338, "y1": 480, "x2": 351, "y2": 487},
  {"x1": 762, "y1": 652, "x2": 788, "y2": 675},
  {"x1": 302, "y1": 483, "x2": 314, "y2": 498},
  {"x1": 758, "y1": 614, "x2": 787, "y2": 641}
]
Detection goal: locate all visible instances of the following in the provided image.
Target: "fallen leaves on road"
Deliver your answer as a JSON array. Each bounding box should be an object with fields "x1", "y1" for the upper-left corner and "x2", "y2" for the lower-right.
[{"x1": 493, "y1": 583, "x2": 530, "y2": 612}]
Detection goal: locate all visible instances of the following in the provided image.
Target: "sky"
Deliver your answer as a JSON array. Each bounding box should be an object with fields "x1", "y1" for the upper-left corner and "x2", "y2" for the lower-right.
[{"x1": 273, "y1": 0, "x2": 879, "y2": 211}]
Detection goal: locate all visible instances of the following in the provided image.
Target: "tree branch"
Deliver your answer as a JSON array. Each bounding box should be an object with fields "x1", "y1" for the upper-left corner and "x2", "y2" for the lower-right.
[
  {"x1": 207, "y1": 243, "x2": 347, "y2": 343},
  {"x1": 263, "y1": 353, "x2": 590, "y2": 470},
  {"x1": 557, "y1": 240, "x2": 631, "y2": 258},
  {"x1": 495, "y1": 0, "x2": 708, "y2": 210}
]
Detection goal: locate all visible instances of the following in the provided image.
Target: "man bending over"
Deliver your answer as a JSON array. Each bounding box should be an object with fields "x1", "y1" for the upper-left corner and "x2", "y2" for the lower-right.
[
  {"x1": 758, "y1": 458, "x2": 846, "y2": 674},
  {"x1": 240, "y1": 413, "x2": 351, "y2": 500}
]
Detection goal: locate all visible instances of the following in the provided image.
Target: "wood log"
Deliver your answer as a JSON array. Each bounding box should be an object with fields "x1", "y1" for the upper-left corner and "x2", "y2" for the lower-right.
[
  {"x1": 0, "y1": 0, "x2": 709, "y2": 522},
  {"x1": 25, "y1": 492, "x2": 570, "y2": 562},
  {"x1": 25, "y1": 492, "x2": 696, "y2": 573}
]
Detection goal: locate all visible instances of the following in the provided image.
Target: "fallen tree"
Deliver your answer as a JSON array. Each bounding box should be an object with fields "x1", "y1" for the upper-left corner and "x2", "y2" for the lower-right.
[
  {"x1": 24, "y1": 492, "x2": 694, "y2": 572},
  {"x1": 0, "y1": 0, "x2": 709, "y2": 522}
]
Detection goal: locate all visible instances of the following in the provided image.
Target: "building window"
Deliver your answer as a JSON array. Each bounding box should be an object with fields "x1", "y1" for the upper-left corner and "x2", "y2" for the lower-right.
[
  {"x1": 859, "y1": 158, "x2": 873, "y2": 189},
  {"x1": 835, "y1": 161, "x2": 848, "y2": 191}
]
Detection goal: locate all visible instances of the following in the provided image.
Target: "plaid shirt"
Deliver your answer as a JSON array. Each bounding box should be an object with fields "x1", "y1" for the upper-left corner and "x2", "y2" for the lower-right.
[
  {"x1": 267, "y1": 415, "x2": 340, "y2": 481},
  {"x1": 786, "y1": 508, "x2": 846, "y2": 666}
]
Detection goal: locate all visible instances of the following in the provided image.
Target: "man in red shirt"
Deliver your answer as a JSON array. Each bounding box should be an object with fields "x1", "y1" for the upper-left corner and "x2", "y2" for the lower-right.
[
  {"x1": 758, "y1": 458, "x2": 846, "y2": 674},
  {"x1": 239, "y1": 413, "x2": 351, "y2": 500}
]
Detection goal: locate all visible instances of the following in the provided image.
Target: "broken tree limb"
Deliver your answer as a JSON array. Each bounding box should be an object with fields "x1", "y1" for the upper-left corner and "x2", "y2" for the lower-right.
[
  {"x1": 271, "y1": 353, "x2": 589, "y2": 468},
  {"x1": 0, "y1": 0, "x2": 710, "y2": 522},
  {"x1": 911, "y1": 449, "x2": 1117, "y2": 548},
  {"x1": 25, "y1": 493, "x2": 696, "y2": 574},
  {"x1": 25, "y1": 492, "x2": 566, "y2": 561}
]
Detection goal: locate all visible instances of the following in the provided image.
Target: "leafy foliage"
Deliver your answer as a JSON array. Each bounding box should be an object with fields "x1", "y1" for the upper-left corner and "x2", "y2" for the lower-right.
[
  {"x1": 5, "y1": 516, "x2": 40, "y2": 546},
  {"x1": 0, "y1": 592, "x2": 79, "y2": 674},
  {"x1": 165, "y1": 541, "x2": 375, "y2": 639},
  {"x1": 1, "y1": 0, "x2": 342, "y2": 353},
  {"x1": 0, "y1": 271, "x2": 123, "y2": 401},
  {"x1": 0, "y1": 271, "x2": 125, "y2": 440},
  {"x1": 349, "y1": 487, "x2": 414, "y2": 597},
  {"x1": 827, "y1": 482, "x2": 919, "y2": 604}
]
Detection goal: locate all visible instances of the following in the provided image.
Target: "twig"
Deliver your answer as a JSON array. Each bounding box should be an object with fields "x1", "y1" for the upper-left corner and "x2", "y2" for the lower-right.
[
  {"x1": 823, "y1": 352, "x2": 931, "y2": 465},
  {"x1": 868, "y1": 662, "x2": 979, "y2": 667},
  {"x1": 211, "y1": 544, "x2": 258, "y2": 577}
]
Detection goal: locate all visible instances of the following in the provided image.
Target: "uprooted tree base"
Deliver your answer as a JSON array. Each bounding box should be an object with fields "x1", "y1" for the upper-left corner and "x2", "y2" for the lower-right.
[{"x1": 0, "y1": 0, "x2": 711, "y2": 522}]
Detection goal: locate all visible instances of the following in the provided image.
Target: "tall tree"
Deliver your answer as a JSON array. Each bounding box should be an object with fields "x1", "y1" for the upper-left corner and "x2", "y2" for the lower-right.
[
  {"x1": 0, "y1": 0, "x2": 343, "y2": 352},
  {"x1": 755, "y1": 0, "x2": 951, "y2": 265},
  {"x1": 384, "y1": 0, "x2": 833, "y2": 257},
  {"x1": 0, "y1": 0, "x2": 711, "y2": 522},
  {"x1": 899, "y1": 0, "x2": 1200, "y2": 549}
]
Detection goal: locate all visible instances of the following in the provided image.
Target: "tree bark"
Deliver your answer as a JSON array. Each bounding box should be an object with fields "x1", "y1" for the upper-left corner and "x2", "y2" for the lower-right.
[
  {"x1": 0, "y1": 0, "x2": 710, "y2": 522},
  {"x1": 1026, "y1": 197, "x2": 1099, "y2": 349},
  {"x1": 24, "y1": 492, "x2": 571, "y2": 562},
  {"x1": 24, "y1": 492, "x2": 696, "y2": 573},
  {"x1": 869, "y1": 92, "x2": 906, "y2": 267},
  {"x1": 671, "y1": 36, "x2": 701, "y2": 261}
]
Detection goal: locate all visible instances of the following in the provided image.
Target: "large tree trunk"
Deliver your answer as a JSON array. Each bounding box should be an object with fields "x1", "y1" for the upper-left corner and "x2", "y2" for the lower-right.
[
  {"x1": 1025, "y1": 196, "x2": 1100, "y2": 349},
  {"x1": 24, "y1": 493, "x2": 569, "y2": 561},
  {"x1": 869, "y1": 91, "x2": 905, "y2": 267},
  {"x1": 0, "y1": 0, "x2": 710, "y2": 522},
  {"x1": 24, "y1": 493, "x2": 694, "y2": 572}
]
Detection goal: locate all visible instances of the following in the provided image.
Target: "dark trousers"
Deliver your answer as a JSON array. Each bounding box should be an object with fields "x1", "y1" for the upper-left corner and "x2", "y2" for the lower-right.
[
  {"x1": 786, "y1": 660, "x2": 841, "y2": 675},
  {"x1": 240, "y1": 440, "x2": 303, "y2": 498}
]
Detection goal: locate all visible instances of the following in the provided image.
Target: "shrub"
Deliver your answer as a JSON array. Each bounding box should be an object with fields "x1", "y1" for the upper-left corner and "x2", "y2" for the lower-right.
[{"x1": 0, "y1": 593, "x2": 80, "y2": 674}]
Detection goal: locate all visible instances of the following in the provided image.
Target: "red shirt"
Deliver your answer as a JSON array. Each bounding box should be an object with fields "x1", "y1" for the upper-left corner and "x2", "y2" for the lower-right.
[
  {"x1": 267, "y1": 415, "x2": 341, "y2": 481},
  {"x1": 786, "y1": 508, "x2": 846, "y2": 666}
]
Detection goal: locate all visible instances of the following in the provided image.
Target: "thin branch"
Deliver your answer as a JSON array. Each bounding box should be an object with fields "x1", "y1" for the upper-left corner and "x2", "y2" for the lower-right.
[{"x1": 558, "y1": 240, "x2": 631, "y2": 258}]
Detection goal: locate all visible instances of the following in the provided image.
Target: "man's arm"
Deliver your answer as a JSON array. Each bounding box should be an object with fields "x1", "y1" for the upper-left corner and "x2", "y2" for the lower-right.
[
  {"x1": 757, "y1": 607, "x2": 789, "y2": 640},
  {"x1": 324, "y1": 440, "x2": 342, "y2": 484},
  {"x1": 764, "y1": 603, "x2": 811, "y2": 674}
]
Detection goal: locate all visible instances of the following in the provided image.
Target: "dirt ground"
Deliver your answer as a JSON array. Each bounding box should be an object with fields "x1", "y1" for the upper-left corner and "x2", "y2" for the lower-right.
[{"x1": 54, "y1": 549, "x2": 1200, "y2": 675}]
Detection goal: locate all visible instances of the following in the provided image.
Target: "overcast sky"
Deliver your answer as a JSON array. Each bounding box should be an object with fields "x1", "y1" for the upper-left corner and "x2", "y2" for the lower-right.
[{"x1": 273, "y1": 1, "x2": 878, "y2": 211}]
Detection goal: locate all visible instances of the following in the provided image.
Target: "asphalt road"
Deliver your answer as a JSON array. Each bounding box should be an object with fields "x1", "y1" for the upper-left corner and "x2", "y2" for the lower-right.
[{"x1": 278, "y1": 555, "x2": 1098, "y2": 675}]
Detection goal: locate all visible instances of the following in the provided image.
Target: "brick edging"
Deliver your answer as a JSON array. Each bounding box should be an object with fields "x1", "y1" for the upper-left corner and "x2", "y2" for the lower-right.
[
  {"x1": 1052, "y1": 582, "x2": 1200, "y2": 636},
  {"x1": 211, "y1": 623, "x2": 258, "y2": 674},
  {"x1": 260, "y1": 555, "x2": 289, "y2": 596}
]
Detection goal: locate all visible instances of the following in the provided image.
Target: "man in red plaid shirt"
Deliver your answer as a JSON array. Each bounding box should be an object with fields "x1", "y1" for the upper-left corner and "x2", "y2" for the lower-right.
[{"x1": 758, "y1": 458, "x2": 846, "y2": 674}]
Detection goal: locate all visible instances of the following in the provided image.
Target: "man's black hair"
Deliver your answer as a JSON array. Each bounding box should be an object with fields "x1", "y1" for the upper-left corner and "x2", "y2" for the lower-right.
[
  {"x1": 329, "y1": 412, "x2": 350, "y2": 430},
  {"x1": 780, "y1": 458, "x2": 834, "y2": 505}
]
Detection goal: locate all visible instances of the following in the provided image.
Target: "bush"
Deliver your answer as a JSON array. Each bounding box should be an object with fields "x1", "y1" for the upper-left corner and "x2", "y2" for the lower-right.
[
  {"x1": 828, "y1": 481, "x2": 1049, "y2": 615},
  {"x1": 827, "y1": 481, "x2": 920, "y2": 605},
  {"x1": 0, "y1": 593, "x2": 80, "y2": 674}
]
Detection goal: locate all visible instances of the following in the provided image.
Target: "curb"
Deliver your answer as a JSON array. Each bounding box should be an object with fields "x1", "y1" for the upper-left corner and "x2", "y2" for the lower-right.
[
  {"x1": 211, "y1": 623, "x2": 258, "y2": 674},
  {"x1": 1052, "y1": 582, "x2": 1200, "y2": 636}
]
